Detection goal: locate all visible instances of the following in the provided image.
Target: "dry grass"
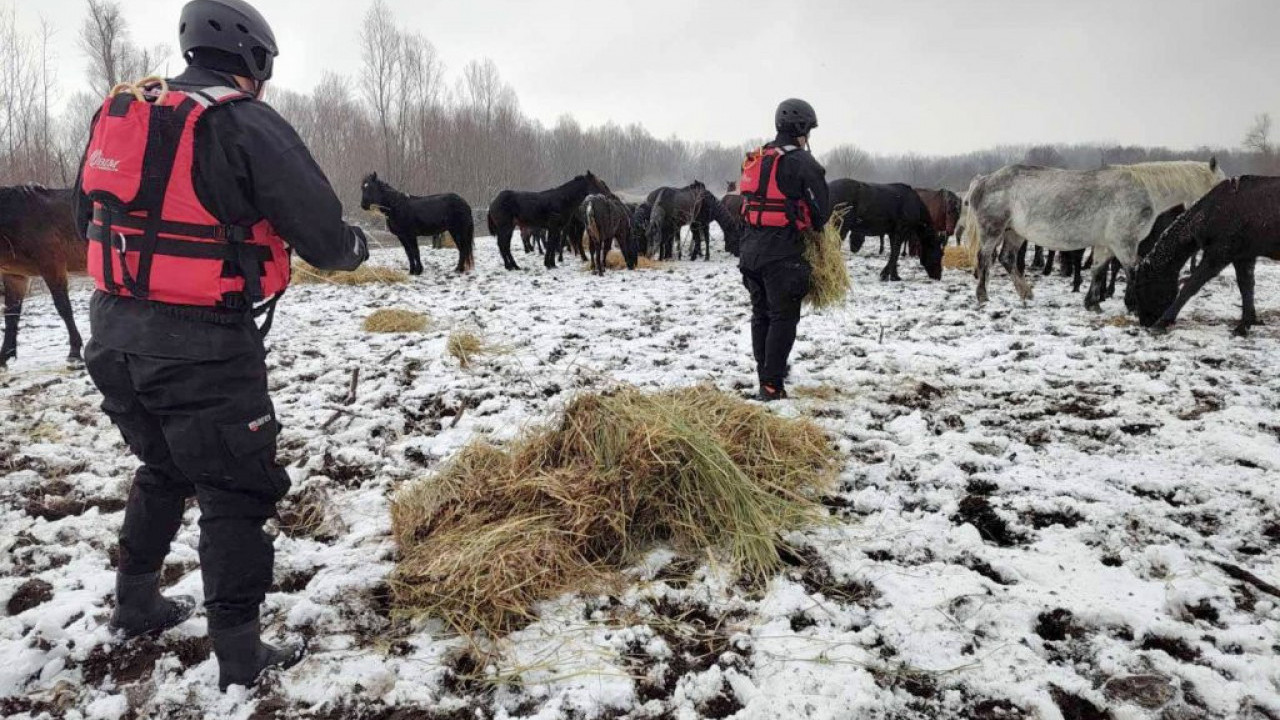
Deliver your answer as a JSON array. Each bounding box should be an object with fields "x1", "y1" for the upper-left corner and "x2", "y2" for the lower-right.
[
  {"x1": 803, "y1": 223, "x2": 851, "y2": 309},
  {"x1": 363, "y1": 309, "x2": 430, "y2": 334},
  {"x1": 1102, "y1": 315, "x2": 1137, "y2": 328},
  {"x1": 944, "y1": 245, "x2": 975, "y2": 271},
  {"x1": 606, "y1": 250, "x2": 661, "y2": 270},
  {"x1": 390, "y1": 385, "x2": 840, "y2": 635},
  {"x1": 293, "y1": 261, "x2": 409, "y2": 286},
  {"x1": 446, "y1": 331, "x2": 496, "y2": 368}
]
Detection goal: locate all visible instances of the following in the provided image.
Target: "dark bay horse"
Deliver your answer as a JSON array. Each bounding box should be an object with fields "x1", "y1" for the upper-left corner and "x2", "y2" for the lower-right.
[
  {"x1": 916, "y1": 188, "x2": 962, "y2": 245},
  {"x1": 646, "y1": 182, "x2": 709, "y2": 261},
  {"x1": 1132, "y1": 178, "x2": 1277, "y2": 335},
  {"x1": 583, "y1": 194, "x2": 636, "y2": 274},
  {"x1": 360, "y1": 173, "x2": 474, "y2": 274},
  {"x1": 829, "y1": 179, "x2": 942, "y2": 282},
  {"x1": 720, "y1": 192, "x2": 744, "y2": 256},
  {"x1": 488, "y1": 172, "x2": 613, "y2": 270},
  {"x1": 1, "y1": 186, "x2": 85, "y2": 367}
]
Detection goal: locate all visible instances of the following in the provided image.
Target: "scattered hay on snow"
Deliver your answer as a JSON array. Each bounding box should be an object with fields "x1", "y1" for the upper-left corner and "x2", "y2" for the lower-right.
[
  {"x1": 390, "y1": 385, "x2": 840, "y2": 634},
  {"x1": 363, "y1": 309, "x2": 430, "y2": 334},
  {"x1": 803, "y1": 223, "x2": 851, "y2": 309},
  {"x1": 293, "y1": 261, "x2": 409, "y2": 286},
  {"x1": 446, "y1": 330, "x2": 502, "y2": 369},
  {"x1": 944, "y1": 245, "x2": 975, "y2": 271}
]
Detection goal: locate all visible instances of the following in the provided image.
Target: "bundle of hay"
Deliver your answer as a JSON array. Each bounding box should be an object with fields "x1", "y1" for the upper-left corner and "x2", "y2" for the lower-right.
[
  {"x1": 604, "y1": 250, "x2": 661, "y2": 270},
  {"x1": 363, "y1": 309, "x2": 430, "y2": 334},
  {"x1": 293, "y1": 261, "x2": 409, "y2": 286},
  {"x1": 391, "y1": 385, "x2": 839, "y2": 634},
  {"x1": 803, "y1": 222, "x2": 851, "y2": 309},
  {"x1": 943, "y1": 245, "x2": 975, "y2": 271},
  {"x1": 446, "y1": 330, "x2": 499, "y2": 368}
]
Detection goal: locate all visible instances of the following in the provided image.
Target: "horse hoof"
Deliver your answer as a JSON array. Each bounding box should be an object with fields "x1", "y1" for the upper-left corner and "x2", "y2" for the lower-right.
[{"x1": 1232, "y1": 325, "x2": 1252, "y2": 338}]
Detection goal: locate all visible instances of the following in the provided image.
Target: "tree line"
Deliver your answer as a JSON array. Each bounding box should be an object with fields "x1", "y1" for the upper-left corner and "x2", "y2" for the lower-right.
[{"x1": 1, "y1": 0, "x2": 1278, "y2": 209}]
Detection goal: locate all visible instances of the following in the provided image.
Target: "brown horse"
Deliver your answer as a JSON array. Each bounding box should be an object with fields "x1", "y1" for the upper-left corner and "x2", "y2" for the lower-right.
[
  {"x1": 582, "y1": 194, "x2": 636, "y2": 275},
  {"x1": 1, "y1": 186, "x2": 86, "y2": 368},
  {"x1": 915, "y1": 188, "x2": 962, "y2": 242}
]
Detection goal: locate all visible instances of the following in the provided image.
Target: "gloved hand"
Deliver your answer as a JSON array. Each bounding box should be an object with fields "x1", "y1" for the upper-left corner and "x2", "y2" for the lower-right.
[{"x1": 350, "y1": 226, "x2": 370, "y2": 266}]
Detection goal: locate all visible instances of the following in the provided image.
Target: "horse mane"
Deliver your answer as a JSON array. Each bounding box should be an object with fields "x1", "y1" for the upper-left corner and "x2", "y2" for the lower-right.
[{"x1": 1116, "y1": 161, "x2": 1222, "y2": 210}]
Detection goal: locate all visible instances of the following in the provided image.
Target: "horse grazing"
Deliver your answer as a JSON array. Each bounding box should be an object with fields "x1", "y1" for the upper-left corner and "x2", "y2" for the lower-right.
[
  {"x1": 360, "y1": 173, "x2": 474, "y2": 274},
  {"x1": 646, "y1": 182, "x2": 709, "y2": 261},
  {"x1": 1, "y1": 186, "x2": 85, "y2": 368},
  {"x1": 690, "y1": 193, "x2": 741, "y2": 260},
  {"x1": 488, "y1": 172, "x2": 613, "y2": 271},
  {"x1": 829, "y1": 179, "x2": 942, "y2": 281},
  {"x1": 583, "y1": 194, "x2": 636, "y2": 275},
  {"x1": 916, "y1": 188, "x2": 963, "y2": 244},
  {"x1": 1130, "y1": 177, "x2": 1279, "y2": 336},
  {"x1": 720, "y1": 192, "x2": 744, "y2": 256},
  {"x1": 967, "y1": 165, "x2": 1161, "y2": 310},
  {"x1": 628, "y1": 202, "x2": 652, "y2": 255}
]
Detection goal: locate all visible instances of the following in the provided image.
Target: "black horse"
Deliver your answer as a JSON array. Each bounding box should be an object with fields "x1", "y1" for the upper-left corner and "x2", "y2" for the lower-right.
[
  {"x1": 646, "y1": 182, "x2": 710, "y2": 260},
  {"x1": 1131, "y1": 178, "x2": 1276, "y2": 336},
  {"x1": 628, "y1": 202, "x2": 652, "y2": 256},
  {"x1": 360, "y1": 173, "x2": 475, "y2": 274},
  {"x1": 488, "y1": 172, "x2": 613, "y2": 270},
  {"x1": 690, "y1": 193, "x2": 741, "y2": 261},
  {"x1": 829, "y1": 179, "x2": 942, "y2": 281}
]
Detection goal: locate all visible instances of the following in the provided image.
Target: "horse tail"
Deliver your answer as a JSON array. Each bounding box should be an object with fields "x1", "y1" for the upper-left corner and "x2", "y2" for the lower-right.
[
  {"x1": 586, "y1": 196, "x2": 600, "y2": 243},
  {"x1": 458, "y1": 210, "x2": 476, "y2": 272}
]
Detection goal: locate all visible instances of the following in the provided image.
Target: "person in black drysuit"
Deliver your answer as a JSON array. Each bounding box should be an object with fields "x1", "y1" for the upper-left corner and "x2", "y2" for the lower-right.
[
  {"x1": 74, "y1": 0, "x2": 369, "y2": 691},
  {"x1": 739, "y1": 99, "x2": 830, "y2": 402}
]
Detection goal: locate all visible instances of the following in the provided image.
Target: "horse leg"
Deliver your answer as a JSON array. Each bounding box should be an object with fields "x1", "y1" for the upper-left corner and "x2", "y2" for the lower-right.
[
  {"x1": 1031, "y1": 246, "x2": 1045, "y2": 271},
  {"x1": 1153, "y1": 257, "x2": 1230, "y2": 331},
  {"x1": 45, "y1": 272, "x2": 84, "y2": 364},
  {"x1": 1232, "y1": 257, "x2": 1260, "y2": 337},
  {"x1": 880, "y1": 234, "x2": 903, "y2": 282},
  {"x1": 498, "y1": 226, "x2": 520, "y2": 271},
  {"x1": 975, "y1": 233, "x2": 1002, "y2": 305},
  {"x1": 1, "y1": 274, "x2": 31, "y2": 367},
  {"x1": 1042, "y1": 251, "x2": 1057, "y2": 277},
  {"x1": 400, "y1": 235, "x2": 424, "y2": 276},
  {"x1": 544, "y1": 227, "x2": 561, "y2": 270},
  {"x1": 1083, "y1": 246, "x2": 1117, "y2": 312},
  {"x1": 1071, "y1": 251, "x2": 1084, "y2": 292},
  {"x1": 999, "y1": 232, "x2": 1033, "y2": 302}
]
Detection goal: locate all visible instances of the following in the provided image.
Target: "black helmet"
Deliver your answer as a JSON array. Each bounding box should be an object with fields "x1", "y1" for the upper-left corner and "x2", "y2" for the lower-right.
[
  {"x1": 775, "y1": 98, "x2": 819, "y2": 136},
  {"x1": 179, "y1": 0, "x2": 278, "y2": 82}
]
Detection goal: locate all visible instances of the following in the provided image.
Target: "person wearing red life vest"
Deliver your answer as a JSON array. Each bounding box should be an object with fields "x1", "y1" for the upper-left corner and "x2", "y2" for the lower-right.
[
  {"x1": 75, "y1": 0, "x2": 369, "y2": 691},
  {"x1": 738, "y1": 99, "x2": 831, "y2": 402}
]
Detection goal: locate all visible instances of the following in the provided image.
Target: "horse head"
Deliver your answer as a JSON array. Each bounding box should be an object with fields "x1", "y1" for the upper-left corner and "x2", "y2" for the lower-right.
[
  {"x1": 585, "y1": 171, "x2": 613, "y2": 198},
  {"x1": 1127, "y1": 204, "x2": 1189, "y2": 322},
  {"x1": 360, "y1": 172, "x2": 389, "y2": 212},
  {"x1": 918, "y1": 228, "x2": 945, "y2": 281}
]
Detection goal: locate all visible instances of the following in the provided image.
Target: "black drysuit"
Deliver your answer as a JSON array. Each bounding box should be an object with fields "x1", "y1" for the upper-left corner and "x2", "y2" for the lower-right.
[
  {"x1": 75, "y1": 66, "x2": 368, "y2": 630},
  {"x1": 738, "y1": 133, "x2": 830, "y2": 388}
]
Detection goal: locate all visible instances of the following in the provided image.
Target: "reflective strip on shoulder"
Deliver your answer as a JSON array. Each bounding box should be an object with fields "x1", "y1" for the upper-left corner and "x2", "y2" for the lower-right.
[{"x1": 191, "y1": 86, "x2": 251, "y2": 107}]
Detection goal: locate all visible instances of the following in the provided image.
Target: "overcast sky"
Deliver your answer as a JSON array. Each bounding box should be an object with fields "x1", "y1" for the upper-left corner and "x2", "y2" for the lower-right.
[{"x1": 14, "y1": 0, "x2": 1280, "y2": 156}]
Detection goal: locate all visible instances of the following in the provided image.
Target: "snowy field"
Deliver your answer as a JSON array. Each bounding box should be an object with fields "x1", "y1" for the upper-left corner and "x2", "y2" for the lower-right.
[{"x1": 2, "y1": 238, "x2": 1279, "y2": 720}]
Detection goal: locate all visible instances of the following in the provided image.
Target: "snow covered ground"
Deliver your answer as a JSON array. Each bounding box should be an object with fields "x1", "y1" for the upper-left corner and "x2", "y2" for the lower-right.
[{"x1": 2, "y1": 238, "x2": 1279, "y2": 720}]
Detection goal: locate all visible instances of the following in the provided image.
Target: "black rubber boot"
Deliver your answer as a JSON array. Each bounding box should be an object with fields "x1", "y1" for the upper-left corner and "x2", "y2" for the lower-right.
[
  {"x1": 211, "y1": 619, "x2": 306, "y2": 692},
  {"x1": 759, "y1": 383, "x2": 788, "y2": 403},
  {"x1": 109, "y1": 571, "x2": 196, "y2": 639}
]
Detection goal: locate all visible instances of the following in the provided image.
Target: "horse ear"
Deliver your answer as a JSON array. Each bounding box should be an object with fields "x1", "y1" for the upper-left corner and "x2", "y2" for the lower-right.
[{"x1": 1209, "y1": 156, "x2": 1218, "y2": 173}]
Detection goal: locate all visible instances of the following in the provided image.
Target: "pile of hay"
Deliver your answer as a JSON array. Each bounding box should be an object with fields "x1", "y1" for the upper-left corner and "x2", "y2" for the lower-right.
[
  {"x1": 390, "y1": 385, "x2": 839, "y2": 634},
  {"x1": 293, "y1": 261, "x2": 408, "y2": 286},
  {"x1": 944, "y1": 245, "x2": 975, "y2": 271},
  {"x1": 803, "y1": 223, "x2": 851, "y2": 309},
  {"x1": 363, "y1": 309, "x2": 430, "y2": 334},
  {"x1": 605, "y1": 250, "x2": 661, "y2": 270}
]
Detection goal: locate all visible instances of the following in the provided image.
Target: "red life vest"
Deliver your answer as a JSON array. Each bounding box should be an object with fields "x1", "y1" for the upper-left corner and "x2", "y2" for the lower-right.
[
  {"x1": 80, "y1": 82, "x2": 291, "y2": 311},
  {"x1": 739, "y1": 145, "x2": 813, "y2": 232}
]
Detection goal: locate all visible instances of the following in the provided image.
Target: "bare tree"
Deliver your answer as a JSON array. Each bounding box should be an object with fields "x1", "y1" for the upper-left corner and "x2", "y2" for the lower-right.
[
  {"x1": 79, "y1": 0, "x2": 167, "y2": 93},
  {"x1": 823, "y1": 144, "x2": 873, "y2": 179}
]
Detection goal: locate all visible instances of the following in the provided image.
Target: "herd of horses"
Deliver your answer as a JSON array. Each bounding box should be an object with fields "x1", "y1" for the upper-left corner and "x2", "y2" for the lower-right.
[{"x1": 2, "y1": 158, "x2": 1279, "y2": 368}]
